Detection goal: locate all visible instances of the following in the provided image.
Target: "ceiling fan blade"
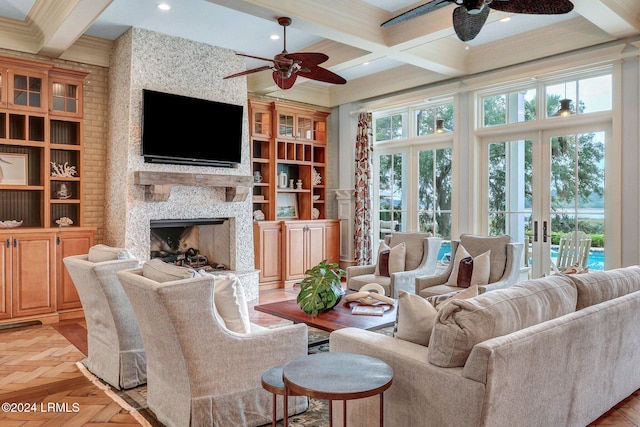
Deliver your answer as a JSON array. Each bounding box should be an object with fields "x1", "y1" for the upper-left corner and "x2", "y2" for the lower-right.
[
  {"x1": 489, "y1": 0, "x2": 574, "y2": 14},
  {"x1": 223, "y1": 66, "x2": 272, "y2": 79},
  {"x1": 284, "y1": 52, "x2": 329, "y2": 66},
  {"x1": 452, "y1": 5, "x2": 489, "y2": 41},
  {"x1": 236, "y1": 52, "x2": 291, "y2": 65},
  {"x1": 273, "y1": 71, "x2": 297, "y2": 89},
  {"x1": 381, "y1": 0, "x2": 452, "y2": 27},
  {"x1": 299, "y1": 66, "x2": 346, "y2": 85}
]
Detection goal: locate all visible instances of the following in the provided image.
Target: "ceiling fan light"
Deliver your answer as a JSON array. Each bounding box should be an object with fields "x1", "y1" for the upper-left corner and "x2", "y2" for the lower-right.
[
  {"x1": 464, "y1": 0, "x2": 486, "y2": 14},
  {"x1": 554, "y1": 99, "x2": 573, "y2": 117}
]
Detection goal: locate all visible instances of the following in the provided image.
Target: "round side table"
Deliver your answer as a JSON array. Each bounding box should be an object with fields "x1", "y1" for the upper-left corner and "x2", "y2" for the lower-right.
[
  {"x1": 261, "y1": 364, "x2": 303, "y2": 427},
  {"x1": 282, "y1": 352, "x2": 393, "y2": 427}
]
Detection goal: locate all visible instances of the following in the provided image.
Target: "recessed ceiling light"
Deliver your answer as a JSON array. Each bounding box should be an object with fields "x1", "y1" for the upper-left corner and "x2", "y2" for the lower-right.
[
  {"x1": 363, "y1": 62, "x2": 370, "y2": 66},
  {"x1": 270, "y1": 34, "x2": 280, "y2": 40},
  {"x1": 500, "y1": 16, "x2": 511, "y2": 22},
  {"x1": 157, "y1": 3, "x2": 171, "y2": 11}
]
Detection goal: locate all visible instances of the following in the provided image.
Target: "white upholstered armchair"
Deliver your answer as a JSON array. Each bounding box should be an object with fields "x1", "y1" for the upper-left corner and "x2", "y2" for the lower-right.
[
  {"x1": 63, "y1": 250, "x2": 145, "y2": 389},
  {"x1": 117, "y1": 267, "x2": 308, "y2": 427},
  {"x1": 416, "y1": 234, "x2": 523, "y2": 297},
  {"x1": 347, "y1": 232, "x2": 442, "y2": 298}
]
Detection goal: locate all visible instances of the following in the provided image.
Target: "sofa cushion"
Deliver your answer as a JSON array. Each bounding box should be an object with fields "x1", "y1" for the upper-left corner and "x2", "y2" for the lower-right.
[
  {"x1": 460, "y1": 234, "x2": 510, "y2": 283},
  {"x1": 428, "y1": 274, "x2": 577, "y2": 368},
  {"x1": 142, "y1": 258, "x2": 199, "y2": 283},
  {"x1": 88, "y1": 244, "x2": 133, "y2": 263},
  {"x1": 395, "y1": 286, "x2": 478, "y2": 346},
  {"x1": 567, "y1": 266, "x2": 640, "y2": 310}
]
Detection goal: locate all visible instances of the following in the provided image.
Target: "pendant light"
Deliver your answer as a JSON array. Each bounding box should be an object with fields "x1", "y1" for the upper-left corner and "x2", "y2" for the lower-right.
[
  {"x1": 435, "y1": 119, "x2": 447, "y2": 133},
  {"x1": 554, "y1": 98, "x2": 573, "y2": 117}
]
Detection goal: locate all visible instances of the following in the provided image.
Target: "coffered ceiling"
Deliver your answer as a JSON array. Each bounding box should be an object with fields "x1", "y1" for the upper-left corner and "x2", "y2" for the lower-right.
[{"x1": 0, "y1": 0, "x2": 638, "y2": 107}]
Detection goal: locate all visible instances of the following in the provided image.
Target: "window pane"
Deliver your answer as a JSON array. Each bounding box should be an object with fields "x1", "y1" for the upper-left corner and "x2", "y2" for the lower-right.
[
  {"x1": 578, "y1": 75, "x2": 612, "y2": 113},
  {"x1": 483, "y1": 95, "x2": 506, "y2": 126},
  {"x1": 379, "y1": 152, "x2": 407, "y2": 239},
  {"x1": 546, "y1": 81, "x2": 577, "y2": 117},
  {"x1": 375, "y1": 116, "x2": 391, "y2": 141},
  {"x1": 416, "y1": 109, "x2": 435, "y2": 136},
  {"x1": 52, "y1": 83, "x2": 65, "y2": 97}
]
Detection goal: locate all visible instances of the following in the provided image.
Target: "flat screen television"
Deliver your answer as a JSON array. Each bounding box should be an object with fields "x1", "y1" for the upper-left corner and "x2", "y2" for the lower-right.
[{"x1": 141, "y1": 89, "x2": 243, "y2": 167}]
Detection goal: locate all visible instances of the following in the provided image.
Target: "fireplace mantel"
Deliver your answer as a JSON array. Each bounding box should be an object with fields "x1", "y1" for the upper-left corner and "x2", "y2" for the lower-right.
[{"x1": 134, "y1": 171, "x2": 253, "y2": 202}]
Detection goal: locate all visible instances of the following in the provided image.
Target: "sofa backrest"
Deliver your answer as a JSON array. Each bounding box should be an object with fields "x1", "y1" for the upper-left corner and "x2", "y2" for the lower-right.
[
  {"x1": 388, "y1": 232, "x2": 430, "y2": 271},
  {"x1": 566, "y1": 265, "x2": 640, "y2": 310},
  {"x1": 428, "y1": 274, "x2": 577, "y2": 368}
]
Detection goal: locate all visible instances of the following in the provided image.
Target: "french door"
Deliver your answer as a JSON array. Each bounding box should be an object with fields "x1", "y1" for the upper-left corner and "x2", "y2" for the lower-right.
[{"x1": 483, "y1": 125, "x2": 608, "y2": 278}]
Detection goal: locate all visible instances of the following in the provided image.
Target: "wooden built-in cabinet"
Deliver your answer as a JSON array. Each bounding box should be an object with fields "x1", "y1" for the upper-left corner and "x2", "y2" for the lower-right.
[
  {"x1": 250, "y1": 98, "x2": 338, "y2": 288},
  {"x1": 0, "y1": 56, "x2": 94, "y2": 324},
  {"x1": 0, "y1": 228, "x2": 94, "y2": 323},
  {"x1": 254, "y1": 220, "x2": 340, "y2": 288},
  {"x1": 249, "y1": 99, "x2": 329, "y2": 222}
]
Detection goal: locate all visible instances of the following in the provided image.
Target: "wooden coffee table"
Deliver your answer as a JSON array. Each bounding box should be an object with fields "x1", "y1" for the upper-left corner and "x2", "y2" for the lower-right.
[{"x1": 254, "y1": 294, "x2": 396, "y2": 345}]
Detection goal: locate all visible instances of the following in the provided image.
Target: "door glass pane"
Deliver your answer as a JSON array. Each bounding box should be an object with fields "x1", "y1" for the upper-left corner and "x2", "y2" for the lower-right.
[
  {"x1": 487, "y1": 140, "x2": 531, "y2": 265},
  {"x1": 549, "y1": 132, "x2": 605, "y2": 271},
  {"x1": 418, "y1": 147, "x2": 452, "y2": 239},
  {"x1": 379, "y1": 152, "x2": 407, "y2": 240}
]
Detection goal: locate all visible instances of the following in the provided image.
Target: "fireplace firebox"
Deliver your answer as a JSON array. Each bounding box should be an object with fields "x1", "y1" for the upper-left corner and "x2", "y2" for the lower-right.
[{"x1": 150, "y1": 218, "x2": 231, "y2": 271}]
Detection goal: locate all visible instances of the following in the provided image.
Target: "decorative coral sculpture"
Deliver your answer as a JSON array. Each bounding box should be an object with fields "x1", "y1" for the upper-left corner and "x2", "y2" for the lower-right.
[
  {"x1": 55, "y1": 217, "x2": 74, "y2": 227},
  {"x1": 50, "y1": 162, "x2": 77, "y2": 177}
]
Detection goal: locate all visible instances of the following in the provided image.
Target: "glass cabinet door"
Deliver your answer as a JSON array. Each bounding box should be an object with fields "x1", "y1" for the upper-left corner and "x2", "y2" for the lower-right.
[
  {"x1": 279, "y1": 113, "x2": 294, "y2": 137},
  {"x1": 13, "y1": 74, "x2": 42, "y2": 109}
]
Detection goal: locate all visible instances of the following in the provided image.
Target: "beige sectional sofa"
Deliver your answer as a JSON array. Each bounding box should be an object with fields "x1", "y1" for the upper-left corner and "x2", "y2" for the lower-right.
[{"x1": 330, "y1": 266, "x2": 640, "y2": 426}]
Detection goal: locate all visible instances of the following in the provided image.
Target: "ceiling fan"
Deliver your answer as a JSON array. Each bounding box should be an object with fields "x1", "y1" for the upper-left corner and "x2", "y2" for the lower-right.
[
  {"x1": 381, "y1": 0, "x2": 574, "y2": 42},
  {"x1": 224, "y1": 17, "x2": 347, "y2": 90}
]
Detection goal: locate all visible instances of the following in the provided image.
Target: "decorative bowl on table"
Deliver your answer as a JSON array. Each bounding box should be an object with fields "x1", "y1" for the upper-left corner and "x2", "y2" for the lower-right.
[{"x1": 0, "y1": 220, "x2": 23, "y2": 229}]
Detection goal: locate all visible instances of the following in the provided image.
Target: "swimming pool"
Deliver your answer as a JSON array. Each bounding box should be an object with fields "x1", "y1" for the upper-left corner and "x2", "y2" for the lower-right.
[{"x1": 438, "y1": 242, "x2": 605, "y2": 271}]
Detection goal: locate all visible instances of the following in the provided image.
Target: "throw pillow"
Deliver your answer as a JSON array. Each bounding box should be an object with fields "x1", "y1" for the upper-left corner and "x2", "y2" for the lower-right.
[
  {"x1": 446, "y1": 244, "x2": 471, "y2": 286},
  {"x1": 394, "y1": 290, "x2": 437, "y2": 346},
  {"x1": 142, "y1": 258, "x2": 199, "y2": 283},
  {"x1": 395, "y1": 285, "x2": 479, "y2": 346},
  {"x1": 426, "y1": 285, "x2": 480, "y2": 310},
  {"x1": 374, "y1": 241, "x2": 406, "y2": 276},
  {"x1": 212, "y1": 273, "x2": 251, "y2": 334},
  {"x1": 378, "y1": 250, "x2": 391, "y2": 277},
  {"x1": 446, "y1": 246, "x2": 491, "y2": 287},
  {"x1": 87, "y1": 244, "x2": 133, "y2": 263},
  {"x1": 457, "y1": 256, "x2": 474, "y2": 288}
]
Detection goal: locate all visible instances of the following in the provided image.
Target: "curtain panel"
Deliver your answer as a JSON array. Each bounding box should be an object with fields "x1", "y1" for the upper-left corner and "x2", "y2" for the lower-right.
[{"x1": 354, "y1": 112, "x2": 373, "y2": 265}]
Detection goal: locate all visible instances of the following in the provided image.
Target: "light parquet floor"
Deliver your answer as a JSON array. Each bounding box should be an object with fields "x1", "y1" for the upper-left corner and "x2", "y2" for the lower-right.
[
  {"x1": 0, "y1": 323, "x2": 141, "y2": 426},
  {"x1": 0, "y1": 287, "x2": 639, "y2": 426}
]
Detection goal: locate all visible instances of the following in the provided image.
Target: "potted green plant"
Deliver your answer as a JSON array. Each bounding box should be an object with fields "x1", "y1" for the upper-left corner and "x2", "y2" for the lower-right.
[{"x1": 297, "y1": 259, "x2": 345, "y2": 316}]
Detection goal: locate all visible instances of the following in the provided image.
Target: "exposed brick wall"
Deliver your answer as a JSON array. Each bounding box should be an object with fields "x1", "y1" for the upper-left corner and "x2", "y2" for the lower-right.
[{"x1": 0, "y1": 49, "x2": 109, "y2": 243}]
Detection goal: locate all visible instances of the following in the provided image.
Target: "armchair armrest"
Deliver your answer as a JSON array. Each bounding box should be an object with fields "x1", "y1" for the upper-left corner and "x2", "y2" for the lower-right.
[
  {"x1": 476, "y1": 242, "x2": 524, "y2": 294},
  {"x1": 346, "y1": 264, "x2": 376, "y2": 281}
]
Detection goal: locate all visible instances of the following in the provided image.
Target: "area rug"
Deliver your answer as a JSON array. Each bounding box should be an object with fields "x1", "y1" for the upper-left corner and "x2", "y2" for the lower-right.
[{"x1": 78, "y1": 326, "x2": 393, "y2": 427}]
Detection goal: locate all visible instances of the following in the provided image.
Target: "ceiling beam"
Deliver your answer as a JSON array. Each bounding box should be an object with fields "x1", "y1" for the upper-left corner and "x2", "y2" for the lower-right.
[
  {"x1": 572, "y1": 0, "x2": 640, "y2": 37},
  {"x1": 28, "y1": 0, "x2": 113, "y2": 57}
]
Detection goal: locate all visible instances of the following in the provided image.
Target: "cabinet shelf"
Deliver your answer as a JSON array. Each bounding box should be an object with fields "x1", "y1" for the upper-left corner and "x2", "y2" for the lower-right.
[
  {"x1": 50, "y1": 176, "x2": 81, "y2": 182},
  {"x1": 50, "y1": 143, "x2": 81, "y2": 151},
  {"x1": 50, "y1": 199, "x2": 80, "y2": 204},
  {"x1": 0, "y1": 185, "x2": 43, "y2": 191}
]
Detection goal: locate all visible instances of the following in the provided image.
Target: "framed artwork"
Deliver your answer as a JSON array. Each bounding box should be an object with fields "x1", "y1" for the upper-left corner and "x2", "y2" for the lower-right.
[
  {"x1": 0, "y1": 153, "x2": 28, "y2": 186},
  {"x1": 277, "y1": 193, "x2": 298, "y2": 219}
]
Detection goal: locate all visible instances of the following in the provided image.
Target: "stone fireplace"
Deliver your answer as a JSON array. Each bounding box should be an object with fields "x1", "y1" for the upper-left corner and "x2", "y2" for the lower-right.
[{"x1": 103, "y1": 28, "x2": 259, "y2": 300}]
